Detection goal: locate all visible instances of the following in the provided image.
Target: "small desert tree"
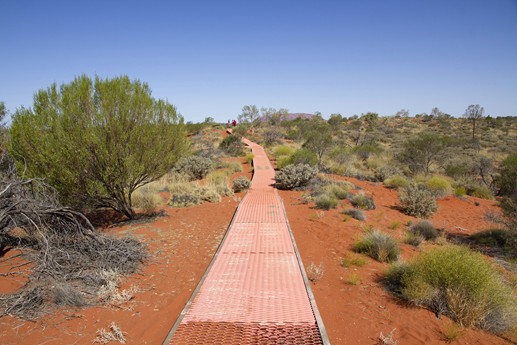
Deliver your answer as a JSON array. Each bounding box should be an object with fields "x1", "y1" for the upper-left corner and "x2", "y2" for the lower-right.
[
  {"x1": 398, "y1": 132, "x2": 450, "y2": 175},
  {"x1": 10, "y1": 75, "x2": 188, "y2": 219},
  {"x1": 302, "y1": 120, "x2": 333, "y2": 165},
  {"x1": 463, "y1": 104, "x2": 484, "y2": 141}
]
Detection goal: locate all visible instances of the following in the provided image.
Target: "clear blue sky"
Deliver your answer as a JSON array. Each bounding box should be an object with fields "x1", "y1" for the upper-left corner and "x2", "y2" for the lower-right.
[{"x1": 1, "y1": 0, "x2": 517, "y2": 123}]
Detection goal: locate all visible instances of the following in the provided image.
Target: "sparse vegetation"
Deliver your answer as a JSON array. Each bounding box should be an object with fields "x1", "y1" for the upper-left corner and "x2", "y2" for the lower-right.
[
  {"x1": 342, "y1": 208, "x2": 366, "y2": 221},
  {"x1": 350, "y1": 192, "x2": 376, "y2": 210},
  {"x1": 306, "y1": 262, "x2": 324, "y2": 282},
  {"x1": 340, "y1": 253, "x2": 368, "y2": 267}
]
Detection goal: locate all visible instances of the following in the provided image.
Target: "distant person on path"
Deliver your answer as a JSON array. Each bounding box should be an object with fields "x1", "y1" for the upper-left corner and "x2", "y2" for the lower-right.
[{"x1": 232, "y1": 119, "x2": 237, "y2": 127}]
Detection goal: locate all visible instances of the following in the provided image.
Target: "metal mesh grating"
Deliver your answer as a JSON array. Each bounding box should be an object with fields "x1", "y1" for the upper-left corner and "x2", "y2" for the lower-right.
[{"x1": 171, "y1": 322, "x2": 324, "y2": 345}]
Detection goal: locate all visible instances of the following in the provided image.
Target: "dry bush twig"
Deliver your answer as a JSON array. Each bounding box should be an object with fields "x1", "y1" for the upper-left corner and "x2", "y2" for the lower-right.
[{"x1": 0, "y1": 156, "x2": 147, "y2": 319}]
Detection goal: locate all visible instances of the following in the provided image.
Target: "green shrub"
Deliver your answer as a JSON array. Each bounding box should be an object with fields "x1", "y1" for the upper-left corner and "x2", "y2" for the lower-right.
[
  {"x1": 196, "y1": 186, "x2": 222, "y2": 203},
  {"x1": 399, "y1": 184, "x2": 438, "y2": 218},
  {"x1": 273, "y1": 145, "x2": 295, "y2": 157},
  {"x1": 219, "y1": 135, "x2": 244, "y2": 156},
  {"x1": 340, "y1": 253, "x2": 368, "y2": 267},
  {"x1": 275, "y1": 164, "x2": 318, "y2": 190},
  {"x1": 354, "y1": 230, "x2": 399, "y2": 263},
  {"x1": 386, "y1": 245, "x2": 517, "y2": 332},
  {"x1": 384, "y1": 175, "x2": 409, "y2": 189},
  {"x1": 425, "y1": 176, "x2": 453, "y2": 198},
  {"x1": 467, "y1": 184, "x2": 495, "y2": 200},
  {"x1": 223, "y1": 161, "x2": 243, "y2": 173},
  {"x1": 233, "y1": 176, "x2": 251, "y2": 192},
  {"x1": 470, "y1": 229, "x2": 517, "y2": 259},
  {"x1": 173, "y1": 156, "x2": 213, "y2": 181},
  {"x1": 375, "y1": 165, "x2": 403, "y2": 181},
  {"x1": 169, "y1": 193, "x2": 202, "y2": 207},
  {"x1": 455, "y1": 186, "x2": 467, "y2": 197},
  {"x1": 323, "y1": 183, "x2": 350, "y2": 200},
  {"x1": 245, "y1": 152, "x2": 254, "y2": 165},
  {"x1": 350, "y1": 193, "x2": 376, "y2": 210},
  {"x1": 276, "y1": 155, "x2": 292, "y2": 169},
  {"x1": 132, "y1": 187, "x2": 162, "y2": 214},
  {"x1": 315, "y1": 194, "x2": 338, "y2": 210},
  {"x1": 288, "y1": 149, "x2": 318, "y2": 167},
  {"x1": 405, "y1": 232, "x2": 424, "y2": 247},
  {"x1": 410, "y1": 220, "x2": 438, "y2": 240},
  {"x1": 343, "y1": 208, "x2": 366, "y2": 221}
]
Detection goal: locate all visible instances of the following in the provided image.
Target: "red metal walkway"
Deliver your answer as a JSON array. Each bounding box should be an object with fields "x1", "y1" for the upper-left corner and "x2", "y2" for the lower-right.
[{"x1": 163, "y1": 136, "x2": 328, "y2": 345}]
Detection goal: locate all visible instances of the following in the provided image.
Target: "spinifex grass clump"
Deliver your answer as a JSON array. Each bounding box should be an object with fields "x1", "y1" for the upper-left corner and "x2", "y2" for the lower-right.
[
  {"x1": 386, "y1": 245, "x2": 517, "y2": 333},
  {"x1": 354, "y1": 230, "x2": 399, "y2": 263}
]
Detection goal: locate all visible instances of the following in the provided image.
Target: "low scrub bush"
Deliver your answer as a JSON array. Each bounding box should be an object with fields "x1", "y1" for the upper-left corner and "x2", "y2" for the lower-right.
[
  {"x1": 405, "y1": 232, "x2": 424, "y2": 247},
  {"x1": 132, "y1": 187, "x2": 162, "y2": 214},
  {"x1": 340, "y1": 253, "x2": 368, "y2": 267},
  {"x1": 288, "y1": 149, "x2": 319, "y2": 167},
  {"x1": 410, "y1": 220, "x2": 438, "y2": 240},
  {"x1": 169, "y1": 193, "x2": 202, "y2": 207},
  {"x1": 425, "y1": 176, "x2": 453, "y2": 198},
  {"x1": 233, "y1": 176, "x2": 251, "y2": 192},
  {"x1": 399, "y1": 184, "x2": 438, "y2": 218},
  {"x1": 273, "y1": 145, "x2": 295, "y2": 157},
  {"x1": 386, "y1": 245, "x2": 517, "y2": 332},
  {"x1": 467, "y1": 184, "x2": 495, "y2": 200},
  {"x1": 315, "y1": 194, "x2": 338, "y2": 210},
  {"x1": 455, "y1": 186, "x2": 467, "y2": 197},
  {"x1": 219, "y1": 134, "x2": 244, "y2": 156},
  {"x1": 469, "y1": 229, "x2": 517, "y2": 259},
  {"x1": 245, "y1": 152, "x2": 254, "y2": 165},
  {"x1": 223, "y1": 161, "x2": 243, "y2": 173},
  {"x1": 375, "y1": 165, "x2": 403, "y2": 181},
  {"x1": 350, "y1": 192, "x2": 376, "y2": 210},
  {"x1": 172, "y1": 156, "x2": 213, "y2": 181},
  {"x1": 384, "y1": 175, "x2": 410, "y2": 189},
  {"x1": 323, "y1": 183, "x2": 351, "y2": 200},
  {"x1": 354, "y1": 230, "x2": 399, "y2": 263},
  {"x1": 275, "y1": 164, "x2": 318, "y2": 190},
  {"x1": 343, "y1": 208, "x2": 366, "y2": 221}
]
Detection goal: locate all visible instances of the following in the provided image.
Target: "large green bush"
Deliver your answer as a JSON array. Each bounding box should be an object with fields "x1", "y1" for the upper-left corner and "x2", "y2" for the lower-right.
[
  {"x1": 386, "y1": 245, "x2": 517, "y2": 332},
  {"x1": 275, "y1": 164, "x2": 318, "y2": 190},
  {"x1": 9, "y1": 75, "x2": 188, "y2": 219},
  {"x1": 399, "y1": 184, "x2": 438, "y2": 218}
]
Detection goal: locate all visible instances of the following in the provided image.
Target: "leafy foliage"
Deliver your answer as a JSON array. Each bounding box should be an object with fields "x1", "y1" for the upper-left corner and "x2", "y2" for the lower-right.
[
  {"x1": 9, "y1": 75, "x2": 187, "y2": 219},
  {"x1": 410, "y1": 220, "x2": 438, "y2": 240}
]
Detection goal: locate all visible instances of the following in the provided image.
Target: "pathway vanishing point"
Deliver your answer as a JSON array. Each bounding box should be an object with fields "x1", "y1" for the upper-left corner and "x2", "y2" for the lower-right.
[{"x1": 163, "y1": 134, "x2": 329, "y2": 344}]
